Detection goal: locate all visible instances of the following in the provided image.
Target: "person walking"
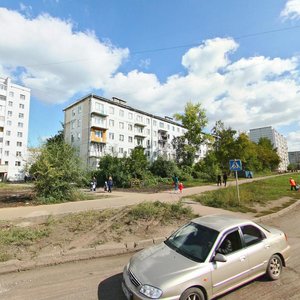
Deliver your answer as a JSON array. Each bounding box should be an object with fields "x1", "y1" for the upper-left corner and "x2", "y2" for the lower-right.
[
  {"x1": 178, "y1": 182, "x2": 184, "y2": 193},
  {"x1": 92, "y1": 176, "x2": 97, "y2": 192},
  {"x1": 289, "y1": 177, "x2": 297, "y2": 191},
  {"x1": 107, "y1": 176, "x2": 113, "y2": 193},
  {"x1": 223, "y1": 172, "x2": 228, "y2": 187},
  {"x1": 172, "y1": 174, "x2": 179, "y2": 193},
  {"x1": 217, "y1": 174, "x2": 222, "y2": 186}
]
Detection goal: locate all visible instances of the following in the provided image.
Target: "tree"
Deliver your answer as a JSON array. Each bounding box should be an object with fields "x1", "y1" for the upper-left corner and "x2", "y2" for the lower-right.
[
  {"x1": 127, "y1": 146, "x2": 149, "y2": 179},
  {"x1": 150, "y1": 156, "x2": 179, "y2": 178},
  {"x1": 173, "y1": 102, "x2": 208, "y2": 166},
  {"x1": 257, "y1": 138, "x2": 280, "y2": 171},
  {"x1": 30, "y1": 139, "x2": 85, "y2": 202}
]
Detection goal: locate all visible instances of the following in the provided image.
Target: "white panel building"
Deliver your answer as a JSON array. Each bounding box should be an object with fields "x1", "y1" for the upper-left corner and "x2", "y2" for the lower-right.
[
  {"x1": 63, "y1": 94, "x2": 207, "y2": 169},
  {"x1": 249, "y1": 126, "x2": 289, "y2": 171},
  {"x1": 0, "y1": 77, "x2": 30, "y2": 181}
]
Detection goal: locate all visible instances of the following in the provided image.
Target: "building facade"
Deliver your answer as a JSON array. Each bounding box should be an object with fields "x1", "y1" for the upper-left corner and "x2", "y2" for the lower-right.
[
  {"x1": 0, "y1": 77, "x2": 30, "y2": 181},
  {"x1": 249, "y1": 126, "x2": 289, "y2": 171},
  {"x1": 63, "y1": 94, "x2": 207, "y2": 169},
  {"x1": 288, "y1": 151, "x2": 300, "y2": 168}
]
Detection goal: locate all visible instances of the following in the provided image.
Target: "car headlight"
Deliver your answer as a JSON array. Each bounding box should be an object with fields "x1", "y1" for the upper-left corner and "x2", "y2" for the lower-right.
[{"x1": 139, "y1": 284, "x2": 162, "y2": 299}]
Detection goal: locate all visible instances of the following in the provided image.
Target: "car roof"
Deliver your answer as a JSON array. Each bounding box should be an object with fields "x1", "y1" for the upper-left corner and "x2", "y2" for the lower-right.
[{"x1": 191, "y1": 214, "x2": 253, "y2": 232}]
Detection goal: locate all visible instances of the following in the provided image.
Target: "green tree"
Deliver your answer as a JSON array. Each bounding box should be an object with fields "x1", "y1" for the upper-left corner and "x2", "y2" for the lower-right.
[
  {"x1": 127, "y1": 146, "x2": 149, "y2": 179},
  {"x1": 150, "y1": 156, "x2": 179, "y2": 178},
  {"x1": 173, "y1": 102, "x2": 208, "y2": 167},
  {"x1": 257, "y1": 138, "x2": 280, "y2": 171},
  {"x1": 30, "y1": 139, "x2": 85, "y2": 202}
]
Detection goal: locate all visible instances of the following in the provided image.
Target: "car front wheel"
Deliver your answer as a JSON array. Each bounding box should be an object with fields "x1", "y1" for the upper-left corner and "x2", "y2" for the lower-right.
[
  {"x1": 266, "y1": 254, "x2": 282, "y2": 280},
  {"x1": 179, "y1": 287, "x2": 205, "y2": 300}
]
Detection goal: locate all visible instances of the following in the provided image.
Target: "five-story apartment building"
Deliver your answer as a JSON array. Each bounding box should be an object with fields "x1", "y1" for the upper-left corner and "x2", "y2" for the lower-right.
[{"x1": 63, "y1": 94, "x2": 190, "y2": 169}]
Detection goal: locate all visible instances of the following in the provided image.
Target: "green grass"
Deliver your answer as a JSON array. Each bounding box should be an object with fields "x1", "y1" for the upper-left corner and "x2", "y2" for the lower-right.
[{"x1": 186, "y1": 174, "x2": 300, "y2": 213}]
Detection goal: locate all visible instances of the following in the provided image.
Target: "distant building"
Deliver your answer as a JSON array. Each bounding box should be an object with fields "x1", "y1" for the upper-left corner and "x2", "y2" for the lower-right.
[
  {"x1": 288, "y1": 151, "x2": 300, "y2": 168},
  {"x1": 63, "y1": 94, "x2": 208, "y2": 169},
  {"x1": 0, "y1": 77, "x2": 30, "y2": 181},
  {"x1": 249, "y1": 126, "x2": 289, "y2": 171}
]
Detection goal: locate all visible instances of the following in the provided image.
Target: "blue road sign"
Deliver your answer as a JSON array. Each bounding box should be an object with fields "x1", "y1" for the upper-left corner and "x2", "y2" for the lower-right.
[{"x1": 229, "y1": 159, "x2": 242, "y2": 171}]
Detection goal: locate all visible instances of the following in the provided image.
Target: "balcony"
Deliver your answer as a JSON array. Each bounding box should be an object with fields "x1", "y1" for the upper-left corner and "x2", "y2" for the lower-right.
[
  {"x1": 0, "y1": 164, "x2": 8, "y2": 173},
  {"x1": 90, "y1": 119, "x2": 108, "y2": 130},
  {"x1": 134, "y1": 122, "x2": 146, "y2": 127},
  {"x1": 90, "y1": 129, "x2": 107, "y2": 143},
  {"x1": 91, "y1": 107, "x2": 108, "y2": 117}
]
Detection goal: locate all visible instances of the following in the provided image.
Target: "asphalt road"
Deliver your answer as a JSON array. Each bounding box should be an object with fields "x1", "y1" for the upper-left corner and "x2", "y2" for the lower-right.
[{"x1": 0, "y1": 205, "x2": 299, "y2": 300}]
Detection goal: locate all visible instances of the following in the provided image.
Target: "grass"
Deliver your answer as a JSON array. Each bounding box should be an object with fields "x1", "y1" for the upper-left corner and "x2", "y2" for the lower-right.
[{"x1": 186, "y1": 174, "x2": 300, "y2": 213}]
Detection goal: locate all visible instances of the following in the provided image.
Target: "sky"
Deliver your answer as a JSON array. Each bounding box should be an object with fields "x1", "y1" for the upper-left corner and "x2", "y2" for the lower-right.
[{"x1": 0, "y1": 0, "x2": 300, "y2": 151}]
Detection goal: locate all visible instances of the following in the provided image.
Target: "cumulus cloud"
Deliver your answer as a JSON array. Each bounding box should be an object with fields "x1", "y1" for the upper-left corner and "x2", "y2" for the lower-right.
[
  {"x1": 280, "y1": 0, "x2": 300, "y2": 20},
  {"x1": 287, "y1": 130, "x2": 300, "y2": 151},
  {"x1": 0, "y1": 7, "x2": 128, "y2": 103},
  {"x1": 1, "y1": 8, "x2": 300, "y2": 150}
]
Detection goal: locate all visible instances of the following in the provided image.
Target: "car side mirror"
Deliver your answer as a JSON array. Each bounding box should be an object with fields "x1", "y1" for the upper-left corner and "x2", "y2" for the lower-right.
[{"x1": 214, "y1": 253, "x2": 227, "y2": 263}]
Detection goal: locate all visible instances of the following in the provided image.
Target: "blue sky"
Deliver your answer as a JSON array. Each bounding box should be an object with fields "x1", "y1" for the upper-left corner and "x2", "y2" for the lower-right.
[{"x1": 1, "y1": 0, "x2": 300, "y2": 150}]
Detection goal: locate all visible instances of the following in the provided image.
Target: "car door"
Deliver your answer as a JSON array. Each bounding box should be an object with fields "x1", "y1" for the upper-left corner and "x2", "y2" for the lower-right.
[
  {"x1": 241, "y1": 224, "x2": 271, "y2": 277},
  {"x1": 211, "y1": 229, "x2": 250, "y2": 297}
]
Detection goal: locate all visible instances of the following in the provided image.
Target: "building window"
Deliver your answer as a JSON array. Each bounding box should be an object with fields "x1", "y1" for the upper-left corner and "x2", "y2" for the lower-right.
[
  {"x1": 119, "y1": 147, "x2": 124, "y2": 154},
  {"x1": 128, "y1": 112, "x2": 133, "y2": 119},
  {"x1": 19, "y1": 104, "x2": 25, "y2": 109},
  {"x1": 0, "y1": 95, "x2": 6, "y2": 101},
  {"x1": 4, "y1": 151, "x2": 9, "y2": 156},
  {"x1": 109, "y1": 106, "x2": 114, "y2": 114},
  {"x1": 17, "y1": 132, "x2": 23, "y2": 137},
  {"x1": 153, "y1": 120, "x2": 157, "y2": 126},
  {"x1": 95, "y1": 102, "x2": 104, "y2": 112},
  {"x1": 95, "y1": 130, "x2": 103, "y2": 138},
  {"x1": 4, "y1": 161, "x2": 8, "y2": 165},
  {"x1": 19, "y1": 113, "x2": 24, "y2": 118},
  {"x1": 136, "y1": 115, "x2": 142, "y2": 122},
  {"x1": 7, "y1": 111, "x2": 12, "y2": 117},
  {"x1": 119, "y1": 134, "x2": 124, "y2": 141},
  {"x1": 147, "y1": 118, "x2": 150, "y2": 124},
  {"x1": 17, "y1": 142, "x2": 22, "y2": 147},
  {"x1": 18, "y1": 122, "x2": 23, "y2": 128},
  {"x1": 8, "y1": 101, "x2": 13, "y2": 107},
  {"x1": 9, "y1": 91, "x2": 14, "y2": 97},
  {"x1": 119, "y1": 122, "x2": 124, "y2": 129},
  {"x1": 128, "y1": 124, "x2": 133, "y2": 131},
  {"x1": 5, "y1": 141, "x2": 10, "y2": 146},
  {"x1": 78, "y1": 106, "x2": 82, "y2": 114},
  {"x1": 147, "y1": 129, "x2": 150, "y2": 135},
  {"x1": 71, "y1": 120, "x2": 75, "y2": 129},
  {"x1": 109, "y1": 132, "x2": 114, "y2": 140},
  {"x1": 7, "y1": 120, "x2": 12, "y2": 126},
  {"x1": 20, "y1": 94, "x2": 26, "y2": 100},
  {"x1": 154, "y1": 131, "x2": 157, "y2": 137},
  {"x1": 109, "y1": 119, "x2": 114, "y2": 127},
  {"x1": 77, "y1": 119, "x2": 81, "y2": 127},
  {"x1": 0, "y1": 84, "x2": 7, "y2": 90},
  {"x1": 128, "y1": 136, "x2": 133, "y2": 143},
  {"x1": 159, "y1": 122, "x2": 164, "y2": 128},
  {"x1": 119, "y1": 109, "x2": 124, "y2": 117},
  {"x1": 15, "y1": 161, "x2": 21, "y2": 166},
  {"x1": 71, "y1": 135, "x2": 74, "y2": 143},
  {"x1": 6, "y1": 130, "x2": 11, "y2": 136},
  {"x1": 77, "y1": 133, "x2": 81, "y2": 141},
  {"x1": 16, "y1": 151, "x2": 22, "y2": 157}
]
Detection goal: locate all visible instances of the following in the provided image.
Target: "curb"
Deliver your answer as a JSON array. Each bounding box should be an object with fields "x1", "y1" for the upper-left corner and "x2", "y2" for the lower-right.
[{"x1": 1, "y1": 201, "x2": 299, "y2": 276}]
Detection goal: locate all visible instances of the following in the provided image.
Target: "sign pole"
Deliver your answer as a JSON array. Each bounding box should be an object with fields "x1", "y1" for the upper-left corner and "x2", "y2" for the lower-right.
[{"x1": 235, "y1": 170, "x2": 240, "y2": 205}]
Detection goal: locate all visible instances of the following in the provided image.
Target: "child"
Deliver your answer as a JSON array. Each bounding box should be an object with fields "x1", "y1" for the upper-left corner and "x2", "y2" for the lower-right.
[{"x1": 178, "y1": 182, "x2": 184, "y2": 193}]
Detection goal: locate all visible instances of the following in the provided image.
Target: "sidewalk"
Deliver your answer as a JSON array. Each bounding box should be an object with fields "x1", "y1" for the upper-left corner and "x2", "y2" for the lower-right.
[{"x1": 0, "y1": 179, "x2": 253, "y2": 221}]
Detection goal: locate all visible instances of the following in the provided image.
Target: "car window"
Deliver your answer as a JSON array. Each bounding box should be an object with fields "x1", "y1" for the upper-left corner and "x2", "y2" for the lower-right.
[
  {"x1": 165, "y1": 222, "x2": 219, "y2": 262},
  {"x1": 241, "y1": 225, "x2": 266, "y2": 247},
  {"x1": 217, "y1": 230, "x2": 242, "y2": 255}
]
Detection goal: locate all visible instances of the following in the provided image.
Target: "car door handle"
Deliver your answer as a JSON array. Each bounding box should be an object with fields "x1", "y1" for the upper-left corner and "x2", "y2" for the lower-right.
[
  {"x1": 240, "y1": 256, "x2": 246, "y2": 261},
  {"x1": 265, "y1": 244, "x2": 270, "y2": 249}
]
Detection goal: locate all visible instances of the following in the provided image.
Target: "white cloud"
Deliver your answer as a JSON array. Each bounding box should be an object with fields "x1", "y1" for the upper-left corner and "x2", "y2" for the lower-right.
[
  {"x1": 0, "y1": 8, "x2": 128, "y2": 103},
  {"x1": 280, "y1": 0, "x2": 300, "y2": 20},
  {"x1": 287, "y1": 131, "x2": 300, "y2": 151},
  {"x1": 1, "y1": 8, "x2": 300, "y2": 151}
]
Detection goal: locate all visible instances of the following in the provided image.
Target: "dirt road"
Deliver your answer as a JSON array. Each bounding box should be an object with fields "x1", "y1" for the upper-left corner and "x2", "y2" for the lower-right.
[{"x1": 0, "y1": 203, "x2": 299, "y2": 300}]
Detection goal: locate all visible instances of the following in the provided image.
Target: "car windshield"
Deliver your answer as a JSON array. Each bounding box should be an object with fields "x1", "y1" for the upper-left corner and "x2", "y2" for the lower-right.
[{"x1": 165, "y1": 222, "x2": 219, "y2": 262}]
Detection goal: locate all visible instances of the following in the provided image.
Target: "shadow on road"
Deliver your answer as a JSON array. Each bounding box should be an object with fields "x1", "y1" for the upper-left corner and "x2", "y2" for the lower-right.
[{"x1": 98, "y1": 273, "x2": 127, "y2": 300}]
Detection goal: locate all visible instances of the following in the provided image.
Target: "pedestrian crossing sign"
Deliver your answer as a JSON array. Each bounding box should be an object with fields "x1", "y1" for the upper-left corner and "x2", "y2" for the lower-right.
[{"x1": 229, "y1": 159, "x2": 242, "y2": 171}]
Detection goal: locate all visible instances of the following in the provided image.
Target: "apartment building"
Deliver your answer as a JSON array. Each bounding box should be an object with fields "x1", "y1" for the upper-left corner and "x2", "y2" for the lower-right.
[
  {"x1": 288, "y1": 151, "x2": 300, "y2": 168},
  {"x1": 64, "y1": 94, "x2": 194, "y2": 169},
  {"x1": 249, "y1": 126, "x2": 289, "y2": 171},
  {"x1": 0, "y1": 77, "x2": 30, "y2": 181}
]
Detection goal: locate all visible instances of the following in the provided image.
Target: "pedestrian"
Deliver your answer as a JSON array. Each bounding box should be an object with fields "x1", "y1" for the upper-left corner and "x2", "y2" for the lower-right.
[
  {"x1": 289, "y1": 177, "x2": 297, "y2": 191},
  {"x1": 104, "y1": 181, "x2": 108, "y2": 192},
  {"x1": 178, "y1": 182, "x2": 184, "y2": 193},
  {"x1": 223, "y1": 172, "x2": 228, "y2": 187},
  {"x1": 217, "y1": 174, "x2": 222, "y2": 186},
  {"x1": 172, "y1": 174, "x2": 179, "y2": 193},
  {"x1": 92, "y1": 176, "x2": 97, "y2": 192},
  {"x1": 107, "y1": 176, "x2": 113, "y2": 193}
]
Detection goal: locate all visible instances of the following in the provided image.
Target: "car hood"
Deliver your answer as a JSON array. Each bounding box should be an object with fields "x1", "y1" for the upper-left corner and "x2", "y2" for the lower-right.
[{"x1": 129, "y1": 242, "x2": 206, "y2": 288}]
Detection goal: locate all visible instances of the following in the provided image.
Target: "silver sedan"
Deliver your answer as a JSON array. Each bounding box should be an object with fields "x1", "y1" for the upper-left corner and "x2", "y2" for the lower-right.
[{"x1": 122, "y1": 214, "x2": 290, "y2": 300}]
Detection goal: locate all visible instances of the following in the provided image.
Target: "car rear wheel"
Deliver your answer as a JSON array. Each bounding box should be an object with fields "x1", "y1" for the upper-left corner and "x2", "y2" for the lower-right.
[
  {"x1": 179, "y1": 287, "x2": 205, "y2": 300},
  {"x1": 266, "y1": 254, "x2": 282, "y2": 280}
]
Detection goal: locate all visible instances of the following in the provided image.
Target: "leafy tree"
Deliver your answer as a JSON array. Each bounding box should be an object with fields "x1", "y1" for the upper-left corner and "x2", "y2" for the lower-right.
[
  {"x1": 127, "y1": 146, "x2": 149, "y2": 179},
  {"x1": 30, "y1": 139, "x2": 85, "y2": 202},
  {"x1": 150, "y1": 156, "x2": 179, "y2": 178},
  {"x1": 257, "y1": 138, "x2": 280, "y2": 171},
  {"x1": 173, "y1": 102, "x2": 208, "y2": 166}
]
